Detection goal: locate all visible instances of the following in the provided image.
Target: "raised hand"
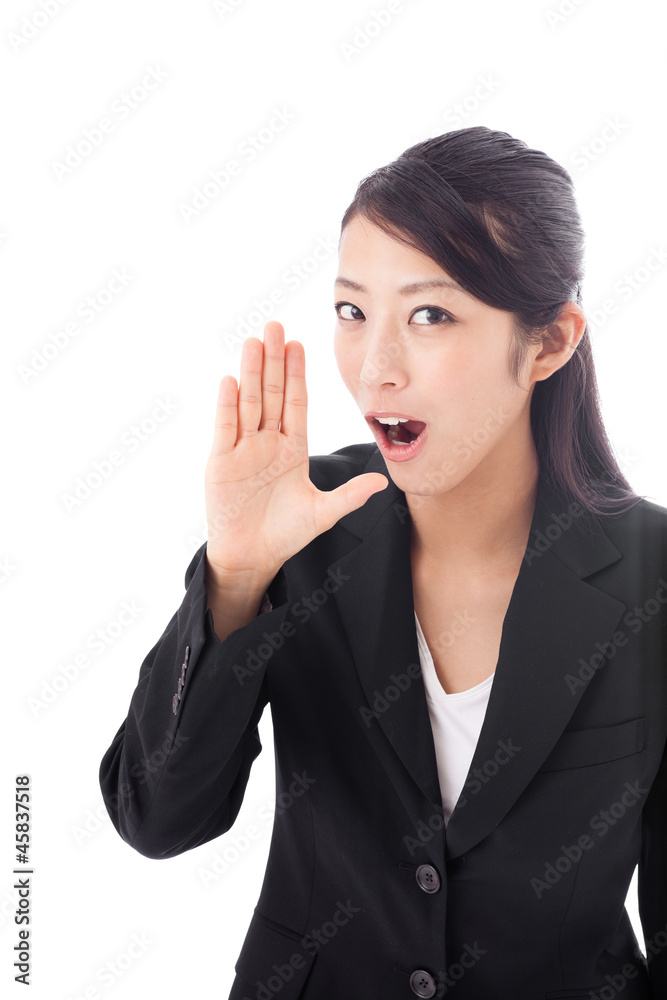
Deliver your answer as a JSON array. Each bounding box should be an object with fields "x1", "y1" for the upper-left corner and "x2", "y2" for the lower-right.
[{"x1": 204, "y1": 320, "x2": 388, "y2": 590}]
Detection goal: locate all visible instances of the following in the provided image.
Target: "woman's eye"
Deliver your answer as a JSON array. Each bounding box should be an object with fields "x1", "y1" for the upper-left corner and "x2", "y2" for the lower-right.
[
  {"x1": 334, "y1": 302, "x2": 452, "y2": 325},
  {"x1": 411, "y1": 306, "x2": 451, "y2": 326},
  {"x1": 334, "y1": 302, "x2": 364, "y2": 321}
]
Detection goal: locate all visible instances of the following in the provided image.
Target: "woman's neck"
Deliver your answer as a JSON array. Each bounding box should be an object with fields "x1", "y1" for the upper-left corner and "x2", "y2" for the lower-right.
[{"x1": 407, "y1": 452, "x2": 540, "y2": 575}]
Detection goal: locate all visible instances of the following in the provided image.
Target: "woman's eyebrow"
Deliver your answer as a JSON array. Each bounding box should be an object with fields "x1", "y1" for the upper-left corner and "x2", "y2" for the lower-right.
[{"x1": 334, "y1": 276, "x2": 464, "y2": 295}]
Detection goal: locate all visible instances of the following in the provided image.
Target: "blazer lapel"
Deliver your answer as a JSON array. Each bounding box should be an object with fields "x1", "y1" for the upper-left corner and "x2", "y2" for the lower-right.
[{"x1": 329, "y1": 445, "x2": 628, "y2": 860}]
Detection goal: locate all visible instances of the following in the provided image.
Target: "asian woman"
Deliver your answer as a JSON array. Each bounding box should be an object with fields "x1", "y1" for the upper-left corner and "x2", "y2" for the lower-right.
[{"x1": 99, "y1": 125, "x2": 667, "y2": 999}]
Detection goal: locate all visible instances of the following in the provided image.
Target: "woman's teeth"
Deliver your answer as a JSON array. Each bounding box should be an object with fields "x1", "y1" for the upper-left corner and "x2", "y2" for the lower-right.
[{"x1": 376, "y1": 417, "x2": 413, "y2": 445}]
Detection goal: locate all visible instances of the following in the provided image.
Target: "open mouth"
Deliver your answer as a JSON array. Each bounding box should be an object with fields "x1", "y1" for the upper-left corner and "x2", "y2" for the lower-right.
[{"x1": 371, "y1": 418, "x2": 427, "y2": 447}]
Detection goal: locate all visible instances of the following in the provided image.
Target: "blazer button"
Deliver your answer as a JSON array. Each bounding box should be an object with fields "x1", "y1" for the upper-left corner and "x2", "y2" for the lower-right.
[
  {"x1": 409, "y1": 969, "x2": 437, "y2": 997},
  {"x1": 415, "y1": 864, "x2": 441, "y2": 893}
]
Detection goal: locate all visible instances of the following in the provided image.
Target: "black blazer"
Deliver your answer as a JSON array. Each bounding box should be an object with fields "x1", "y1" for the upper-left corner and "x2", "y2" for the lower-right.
[{"x1": 99, "y1": 442, "x2": 667, "y2": 1000}]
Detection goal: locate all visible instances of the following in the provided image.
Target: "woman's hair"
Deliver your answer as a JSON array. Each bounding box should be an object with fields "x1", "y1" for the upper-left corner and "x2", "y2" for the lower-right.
[{"x1": 339, "y1": 125, "x2": 644, "y2": 517}]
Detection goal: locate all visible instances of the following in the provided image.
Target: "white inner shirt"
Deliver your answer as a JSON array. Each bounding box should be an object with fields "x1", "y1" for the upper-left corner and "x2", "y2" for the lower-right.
[{"x1": 414, "y1": 610, "x2": 495, "y2": 827}]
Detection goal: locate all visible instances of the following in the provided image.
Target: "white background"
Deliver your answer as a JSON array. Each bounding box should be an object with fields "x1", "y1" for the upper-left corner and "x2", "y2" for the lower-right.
[{"x1": 2, "y1": 0, "x2": 666, "y2": 997}]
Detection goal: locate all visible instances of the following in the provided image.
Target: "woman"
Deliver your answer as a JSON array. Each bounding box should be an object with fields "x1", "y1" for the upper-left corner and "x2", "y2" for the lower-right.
[{"x1": 99, "y1": 126, "x2": 667, "y2": 999}]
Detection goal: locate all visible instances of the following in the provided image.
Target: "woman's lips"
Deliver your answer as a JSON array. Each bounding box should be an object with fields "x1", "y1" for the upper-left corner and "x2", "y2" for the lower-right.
[
  {"x1": 366, "y1": 416, "x2": 428, "y2": 462},
  {"x1": 365, "y1": 416, "x2": 427, "y2": 442},
  {"x1": 364, "y1": 410, "x2": 425, "y2": 423}
]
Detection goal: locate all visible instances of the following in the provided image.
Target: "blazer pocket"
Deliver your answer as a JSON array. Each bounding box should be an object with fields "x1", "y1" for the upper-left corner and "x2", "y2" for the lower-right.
[
  {"x1": 538, "y1": 717, "x2": 646, "y2": 772},
  {"x1": 231, "y1": 908, "x2": 318, "y2": 999}
]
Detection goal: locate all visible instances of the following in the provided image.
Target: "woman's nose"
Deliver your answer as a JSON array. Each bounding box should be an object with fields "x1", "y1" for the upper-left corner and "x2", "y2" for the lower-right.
[{"x1": 359, "y1": 327, "x2": 408, "y2": 387}]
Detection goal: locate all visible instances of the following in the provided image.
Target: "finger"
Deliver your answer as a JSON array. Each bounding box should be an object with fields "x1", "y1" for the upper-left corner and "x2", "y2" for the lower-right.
[
  {"x1": 280, "y1": 340, "x2": 307, "y2": 442},
  {"x1": 314, "y1": 473, "x2": 389, "y2": 535},
  {"x1": 237, "y1": 337, "x2": 264, "y2": 438},
  {"x1": 211, "y1": 375, "x2": 239, "y2": 456},
  {"x1": 258, "y1": 320, "x2": 285, "y2": 432}
]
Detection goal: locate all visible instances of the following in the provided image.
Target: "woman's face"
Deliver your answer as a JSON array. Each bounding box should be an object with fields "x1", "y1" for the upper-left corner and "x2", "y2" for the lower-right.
[{"x1": 333, "y1": 214, "x2": 542, "y2": 498}]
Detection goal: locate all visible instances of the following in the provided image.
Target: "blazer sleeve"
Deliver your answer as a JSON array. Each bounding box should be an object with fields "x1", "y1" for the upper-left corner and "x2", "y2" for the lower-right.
[
  {"x1": 638, "y1": 730, "x2": 667, "y2": 992},
  {"x1": 98, "y1": 540, "x2": 290, "y2": 860}
]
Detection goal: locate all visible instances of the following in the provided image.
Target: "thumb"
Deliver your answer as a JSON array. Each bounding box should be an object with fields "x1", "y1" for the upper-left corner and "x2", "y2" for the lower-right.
[{"x1": 314, "y1": 473, "x2": 389, "y2": 535}]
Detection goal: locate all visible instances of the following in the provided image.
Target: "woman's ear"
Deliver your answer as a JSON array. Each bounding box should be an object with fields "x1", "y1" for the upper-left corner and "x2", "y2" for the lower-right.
[{"x1": 530, "y1": 302, "x2": 587, "y2": 383}]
